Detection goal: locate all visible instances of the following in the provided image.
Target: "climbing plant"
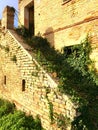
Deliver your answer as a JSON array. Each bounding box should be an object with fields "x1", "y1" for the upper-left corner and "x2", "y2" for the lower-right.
[
  {"x1": 15, "y1": 28, "x2": 98, "y2": 130},
  {"x1": 45, "y1": 88, "x2": 54, "y2": 124}
]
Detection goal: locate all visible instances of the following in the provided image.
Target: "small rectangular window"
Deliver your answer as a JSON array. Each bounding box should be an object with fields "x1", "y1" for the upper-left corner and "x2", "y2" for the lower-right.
[
  {"x1": 22, "y1": 79, "x2": 25, "y2": 91},
  {"x1": 4, "y1": 76, "x2": 6, "y2": 85}
]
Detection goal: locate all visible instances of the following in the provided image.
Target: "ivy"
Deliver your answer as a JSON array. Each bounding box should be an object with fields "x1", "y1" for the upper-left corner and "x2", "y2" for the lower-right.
[
  {"x1": 15, "y1": 26, "x2": 31, "y2": 38},
  {"x1": 54, "y1": 113, "x2": 71, "y2": 129},
  {"x1": 45, "y1": 88, "x2": 54, "y2": 123},
  {"x1": 15, "y1": 27, "x2": 98, "y2": 130}
]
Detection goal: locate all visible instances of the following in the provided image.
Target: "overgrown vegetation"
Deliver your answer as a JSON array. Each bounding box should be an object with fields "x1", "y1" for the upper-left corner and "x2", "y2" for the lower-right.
[
  {"x1": 11, "y1": 55, "x2": 17, "y2": 63},
  {"x1": 15, "y1": 26, "x2": 31, "y2": 38},
  {"x1": 0, "y1": 98, "x2": 44, "y2": 130},
  {"x1": 45, "y1": 88, "x2": 54, "y2": 123},
  {"x1": 15, "y1": 26, "x2": 98, "y2": 130},
  {"x1": 54, "y1": 113, "x2": 71, "y2": 129}
]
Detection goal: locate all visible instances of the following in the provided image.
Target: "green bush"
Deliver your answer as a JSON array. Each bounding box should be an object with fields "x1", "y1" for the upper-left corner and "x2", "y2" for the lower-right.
[
  {"x1": 0, "y1": 99, "x2": 15, "y2": 118},
  {"x1": 0, "y1": 99, "x2": 44, "y2": 130},
  {"x1": 15, "y1": 26, "x2": 30, "y2": 38}
]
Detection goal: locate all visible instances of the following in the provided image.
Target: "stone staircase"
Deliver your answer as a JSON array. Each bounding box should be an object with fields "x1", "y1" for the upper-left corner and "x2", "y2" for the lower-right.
[{"x1": 0, "y1": 29, "x2": 77, "y2": 130}]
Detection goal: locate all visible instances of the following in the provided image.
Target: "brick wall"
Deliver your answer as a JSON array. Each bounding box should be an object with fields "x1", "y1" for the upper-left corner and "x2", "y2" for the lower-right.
[
  {"x1": 18, "y1": 0, "x2": 33, "y2": 27},
  {"x1": 0, "y1": 30, "x2": 78, "y2": 130},
  {"x1": 18, "y1": 0, "x2": 98, "y2": 70},
  {"x1": 1, "y1": 6, "x2": 15, "y2": 29},
  {"x1": 34, "y1": 0, "x2": 98, "y2": 49}
]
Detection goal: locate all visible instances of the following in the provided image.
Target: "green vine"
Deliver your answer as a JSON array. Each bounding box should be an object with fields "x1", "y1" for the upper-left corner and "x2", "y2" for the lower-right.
[
  {"x1": 54, "y1": 113, "x2": 71, "y2": 129},
  {"x1": 45, "y1": 88, "x2": 54, "y2": 124},
  {"x1": 15, "y1": 28, "x2": 98, "y2": 130},
  {"x1": 48, "y1": 101, "x2": 54, "y2": 123}
]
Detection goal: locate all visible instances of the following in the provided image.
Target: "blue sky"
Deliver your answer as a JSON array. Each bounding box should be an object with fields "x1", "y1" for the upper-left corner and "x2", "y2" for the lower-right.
[{"x1": 0, "y1": 0, "x2": 18, "y2": 26}]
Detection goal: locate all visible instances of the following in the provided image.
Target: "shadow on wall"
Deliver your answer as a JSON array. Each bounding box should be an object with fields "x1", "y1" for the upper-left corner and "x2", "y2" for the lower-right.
[{"x1": 44, "y1": 27, "x2": 54, "y2": 47}]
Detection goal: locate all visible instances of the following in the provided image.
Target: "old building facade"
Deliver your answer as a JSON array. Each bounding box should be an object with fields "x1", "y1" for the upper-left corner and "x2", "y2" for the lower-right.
[
  {"x1": 18, "y1": 0, "x2": 98, "y2": 48},
  {"x1": 18, "y1": 0, "x2": 98, "y2": 70},
  {"x1": 0, "y1": 23, "x2": 77, "y2": 130},
  {"x1": 0, "y1": 0, "x2": 98, "y2": 130}
]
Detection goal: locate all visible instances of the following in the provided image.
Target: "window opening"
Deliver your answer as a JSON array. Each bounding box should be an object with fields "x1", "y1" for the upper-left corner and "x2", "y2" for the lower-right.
[
  {"x1": 4, "y1": 76, "x2": 6, "y2": 85},
  {"x1": 22, "y1": 79, "x2": 26, "y2": 91}
]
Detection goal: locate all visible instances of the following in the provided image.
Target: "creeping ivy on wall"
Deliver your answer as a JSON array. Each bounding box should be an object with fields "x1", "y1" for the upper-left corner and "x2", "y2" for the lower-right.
[{"x1": 15, "y1": 26, "x2": 98, "y2": 130}]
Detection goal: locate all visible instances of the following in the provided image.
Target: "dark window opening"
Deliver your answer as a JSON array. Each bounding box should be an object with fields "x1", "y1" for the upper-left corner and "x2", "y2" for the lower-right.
[
  {"x1": 29, "y1": 6, "x2": 34, "y2": 36},
  {"x1": 24, "y1": 1, "x2": 34, "y2": 36},
  {"x1": 4, "y1": 76, "x2": 6, "y2": 85},
  {"x1": 22, "y1": 79, "x2": 26, "y2": 91}
]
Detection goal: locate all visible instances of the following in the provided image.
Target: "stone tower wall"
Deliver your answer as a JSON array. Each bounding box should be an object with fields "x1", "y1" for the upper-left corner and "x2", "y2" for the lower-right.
[{"x1": 1, "y1": 6, "x2": 15, "y2": 29}]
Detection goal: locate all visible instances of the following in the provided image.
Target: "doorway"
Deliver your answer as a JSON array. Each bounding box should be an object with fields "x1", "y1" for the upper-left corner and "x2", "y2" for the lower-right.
[
  {"x1": 24, "y1": 2, "x2": 34, "y2": 36},
  {"x1": 29, "y1": 6, "x2": 34, "y2": 35}
]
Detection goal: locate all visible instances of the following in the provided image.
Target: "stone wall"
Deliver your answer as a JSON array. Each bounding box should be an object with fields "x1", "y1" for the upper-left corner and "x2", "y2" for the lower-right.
[
  {"x1": 1, "y1": 6, "x2": 15, "y2": 29},
  {"x1": 18, "y1": 0, "x2": 98, "y2": 70},
  {"x1": 18, "y1": 0, "x2": 33, "y2": 27},
  {"x1": 18, "y1": 0, "x2": 98, "y2": 48},
  {"x1": 0, "y1": 30, "x2": 78, "y2": 130},
  {"x1": 34, "y1": 0, "x2": 98, "y2": 48}
]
